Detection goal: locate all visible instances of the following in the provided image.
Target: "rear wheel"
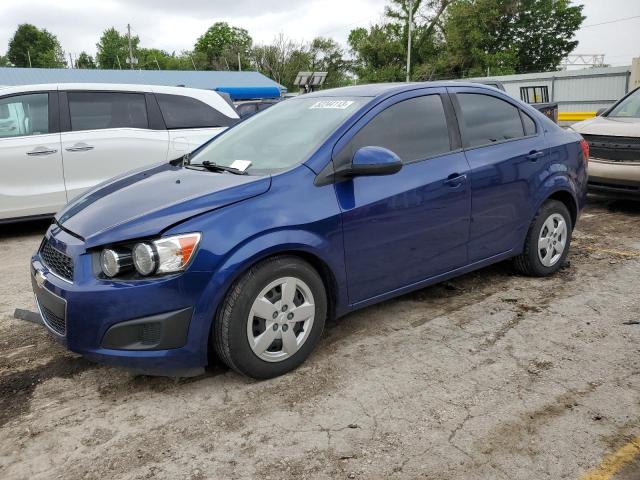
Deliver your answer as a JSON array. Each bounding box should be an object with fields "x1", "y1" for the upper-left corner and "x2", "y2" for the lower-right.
[
  {"x1": 213, "y1": 256, "x2": 327, "y2": 379},
  {"x1": 514, "y1": 200, "x2": 572, "y2": 277}
]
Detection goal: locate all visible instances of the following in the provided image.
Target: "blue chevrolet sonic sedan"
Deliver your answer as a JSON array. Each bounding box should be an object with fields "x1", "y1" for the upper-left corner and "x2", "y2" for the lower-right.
[{"x1": 31, "y1": 82, "x2": 589, "y2": 378}]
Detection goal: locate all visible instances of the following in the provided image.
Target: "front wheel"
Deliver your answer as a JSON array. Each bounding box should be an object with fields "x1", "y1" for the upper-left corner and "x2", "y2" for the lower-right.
[
  {"x1": 213, "y1": 256, "x2": 327, "y2": 379},
  {"x1": 514, "y1": 199, "x2": 572, "y2": 277}
]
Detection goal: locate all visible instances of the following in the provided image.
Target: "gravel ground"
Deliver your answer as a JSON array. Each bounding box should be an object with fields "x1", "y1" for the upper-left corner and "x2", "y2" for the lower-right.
[{"x1": 0, "y1": 196, "x2": 639, "y2": 480}]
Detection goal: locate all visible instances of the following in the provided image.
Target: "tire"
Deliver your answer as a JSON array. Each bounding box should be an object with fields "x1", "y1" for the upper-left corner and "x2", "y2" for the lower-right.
[
  {"x1": 213, "y1": 255, "x2": 327, "y2": 379},
  {"x1": 514, "y1": 199, "x2": 573, "y2": 277}
]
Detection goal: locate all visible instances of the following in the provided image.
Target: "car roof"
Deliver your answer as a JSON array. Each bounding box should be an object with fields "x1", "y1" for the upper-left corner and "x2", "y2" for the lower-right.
[{"x1": 303, "y1": 81, "x2": 496, "y2": 98}]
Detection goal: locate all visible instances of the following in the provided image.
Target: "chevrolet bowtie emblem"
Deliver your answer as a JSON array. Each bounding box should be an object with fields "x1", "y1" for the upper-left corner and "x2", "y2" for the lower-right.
[{"x1": 35, "y1": 270, "x2": 46, "y2": 289}]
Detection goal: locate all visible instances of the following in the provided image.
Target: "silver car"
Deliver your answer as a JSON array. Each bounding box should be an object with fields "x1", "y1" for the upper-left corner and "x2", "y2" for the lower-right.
[{"x1": 571, "y1": 86, "x2": 640, "y2": 198}]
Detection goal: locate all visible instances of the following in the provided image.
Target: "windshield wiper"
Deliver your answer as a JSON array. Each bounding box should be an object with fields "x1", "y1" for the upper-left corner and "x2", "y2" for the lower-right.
[{"x1": 186, "y1": 160, "x2": 248, "y2": 175}]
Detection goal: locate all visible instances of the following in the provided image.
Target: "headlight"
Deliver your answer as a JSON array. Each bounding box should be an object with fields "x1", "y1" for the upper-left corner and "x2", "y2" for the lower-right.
[
  {"x1": 132, "y1": 242, "x2": 158, "y2": 276},
  {"x1": 100, "y1": 233, "x2": 201, "y2": 278},
  {"x1": 100, "y1": 248, "x2": 133, "y2": 277},
  {"x1": 133, "y1": 233, "x2": 201, "y2": 276}
]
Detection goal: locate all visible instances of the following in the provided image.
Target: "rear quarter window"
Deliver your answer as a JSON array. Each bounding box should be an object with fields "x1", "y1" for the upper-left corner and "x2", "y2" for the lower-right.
[{"x1": 156, "y1": 93, "x2": 236, "y2": 129}]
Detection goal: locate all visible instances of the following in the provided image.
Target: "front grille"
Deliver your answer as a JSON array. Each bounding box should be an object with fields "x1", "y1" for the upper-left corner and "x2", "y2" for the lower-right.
[
  {"x1": 40, "y1": 239, "x2": 74, "y2": 282},
  {"x1": 583, "y1": 134, "x2": 640, "y2": 162},
  {"x1": 39, "y1": 302, "x2": 66, "y2": 335}
]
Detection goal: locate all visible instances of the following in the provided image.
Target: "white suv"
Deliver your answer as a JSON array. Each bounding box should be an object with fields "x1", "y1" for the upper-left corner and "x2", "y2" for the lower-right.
[{"x1": 0, "y1": 83, "x2": 239, "y2": 223}]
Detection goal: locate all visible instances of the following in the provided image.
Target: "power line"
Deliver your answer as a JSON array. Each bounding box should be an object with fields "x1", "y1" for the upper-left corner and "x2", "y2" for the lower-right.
[{"x1": 580, "y1": 15, "x2": 640, "y2": 28}]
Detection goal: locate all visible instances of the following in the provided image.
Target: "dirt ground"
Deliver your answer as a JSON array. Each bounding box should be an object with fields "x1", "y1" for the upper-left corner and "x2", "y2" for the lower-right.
[{"x1": 0, "y1": 196, "x2": 639, "y2": 480}]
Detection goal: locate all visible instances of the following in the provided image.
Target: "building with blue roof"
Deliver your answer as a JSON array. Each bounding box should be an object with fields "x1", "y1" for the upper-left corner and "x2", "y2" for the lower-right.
[{"x1": 0, "y1": 67, "x2": 285, "y2": 100}]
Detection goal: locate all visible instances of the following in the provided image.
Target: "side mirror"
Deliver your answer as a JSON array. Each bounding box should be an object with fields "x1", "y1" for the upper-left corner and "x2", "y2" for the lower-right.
[
  {"x1": 596, "y1": 107, "x2": 607, "y2": 116},
  {"x1": 336, "y1": 146, "x2": 402, "y2": 179}
]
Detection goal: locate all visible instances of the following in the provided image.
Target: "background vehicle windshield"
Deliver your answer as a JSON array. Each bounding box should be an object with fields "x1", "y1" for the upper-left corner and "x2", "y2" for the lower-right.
[
  {"x1": 608, "y1": 89, "x2": 640, "y2": 118},
  {"x1": 190, "y1": 97, "x2": 368, "y2": 173}
]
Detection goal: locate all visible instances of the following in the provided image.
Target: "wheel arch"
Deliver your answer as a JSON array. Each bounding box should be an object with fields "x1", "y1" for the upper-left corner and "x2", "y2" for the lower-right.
[
  {"x1": 546, "y1": 189, "x2": 578, "y2": 230},
  {"x1": 199, "y1": 236, "x2": 344, "y2": 363}
]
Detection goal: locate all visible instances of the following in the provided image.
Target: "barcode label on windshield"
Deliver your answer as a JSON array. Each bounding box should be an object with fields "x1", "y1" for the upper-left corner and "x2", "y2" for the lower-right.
[{"x1": 309, "y1": 100, "x2": 355, "y2": 110}]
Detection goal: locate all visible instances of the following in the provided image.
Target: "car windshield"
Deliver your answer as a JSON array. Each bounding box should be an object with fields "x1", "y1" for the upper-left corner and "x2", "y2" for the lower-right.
[
  {"x1": 189, "y1": 96, "x2": 369, "y2": 174},
  {"x1": 608, "y1": 88, "x2": 640, "y2": 118}
]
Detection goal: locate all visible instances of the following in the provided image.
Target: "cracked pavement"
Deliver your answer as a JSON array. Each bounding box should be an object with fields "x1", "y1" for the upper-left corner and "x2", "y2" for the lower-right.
[{"x1": 0, "y1": 196, "x2": 639, "y2": 479}]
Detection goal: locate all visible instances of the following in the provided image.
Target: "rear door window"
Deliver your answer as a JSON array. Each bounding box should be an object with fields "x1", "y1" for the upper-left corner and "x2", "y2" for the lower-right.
[
  {"x1": 345, "y1": 95, "x2": 452, "y2": 164},
  {"x1": 156, "y1": 93, "x2": 236, "y2": 129},
  {"x1": 0, "y1": 93, "x2": 49, "y2": 138},
  {"x1": 68, "y1": 92, "x2": 148, "y2": 131},
  {"x1": 456, "y1": 93, "x2": 525, "y2": 148}
]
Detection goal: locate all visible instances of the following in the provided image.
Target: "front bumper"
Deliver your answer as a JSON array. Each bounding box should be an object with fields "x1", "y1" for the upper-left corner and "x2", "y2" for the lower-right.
[
  {"x1": 31, "y1": 225, "x2": 215, "y2": 374},
  {"x1": 588, "y1": 159, "x2": 640, "y2": 197}
]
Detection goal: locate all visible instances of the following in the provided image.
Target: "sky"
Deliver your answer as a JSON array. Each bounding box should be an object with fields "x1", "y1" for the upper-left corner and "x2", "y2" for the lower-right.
[{"x1": 0, "y1": 0, "x2": 638, "y2": 67}]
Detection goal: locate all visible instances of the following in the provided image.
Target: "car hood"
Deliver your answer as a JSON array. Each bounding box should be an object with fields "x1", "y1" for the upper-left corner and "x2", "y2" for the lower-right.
[
  {"x1": 56, "y1": 162, "x2": 271, "y2": 248},
  {"x1": 572, "y1": 116, "x2": 640, "y2": 137}
]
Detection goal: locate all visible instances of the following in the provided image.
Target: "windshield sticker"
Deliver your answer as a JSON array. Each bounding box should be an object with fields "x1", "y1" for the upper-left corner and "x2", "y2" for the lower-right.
[{"x1": 309, "y1": 100, "x2": 355, "y2": 110}]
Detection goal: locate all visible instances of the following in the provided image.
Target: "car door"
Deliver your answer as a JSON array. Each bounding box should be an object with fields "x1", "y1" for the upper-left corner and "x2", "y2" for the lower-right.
[
  {"x1": 448, "y1": 87, "x2": 549, "y2": 263},
  {"x1": 59, "y1": 90, "x2": 169, "y2": 200},
  {"x1": 334, "y1": 90, "x2": 472, "y2": 304},
  {"x1": 154, "y1": 93, "x2": 232, "y2": 159},
  {"x1": 0, "y1": 91, "x2": 66, "y2": 220}
]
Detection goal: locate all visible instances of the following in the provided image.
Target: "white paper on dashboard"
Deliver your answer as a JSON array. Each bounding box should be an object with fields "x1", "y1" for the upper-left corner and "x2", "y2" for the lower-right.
[{"x1": 230, "y1": 160, "x2": 252, "y2": 172}]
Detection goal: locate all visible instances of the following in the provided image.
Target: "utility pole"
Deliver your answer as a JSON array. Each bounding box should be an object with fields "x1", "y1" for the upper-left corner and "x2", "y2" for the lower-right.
[
  {"x1": 69, "y1": 53, "x2": 74, "y2": 68},
  {"x1": 406, "y1": 0, "x2": 413, "y2": 82},
  {"x1": 27, "y1": 49, "x2": 32, "y2": 68},
  {"x1": 127, "y1": 23, "x2": 134, "y2": 70},
  {"x1": 238, "y1": 52, "x2": 241, "y2": 71}
]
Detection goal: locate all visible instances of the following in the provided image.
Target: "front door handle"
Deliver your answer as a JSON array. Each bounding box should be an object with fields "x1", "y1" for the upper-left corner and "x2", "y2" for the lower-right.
[
  {"x1": 27, "y1": 147, "x2": 58, "y2": 156},
  {"x1": 444, "y1": 173, "x2": 467, "y2": 188},
  {"x1": 65, "y1": 143, "x2": 95, "y2": 152},
  {"x1": 526, "y1": 150, "x2": 545, "y2": 161}
]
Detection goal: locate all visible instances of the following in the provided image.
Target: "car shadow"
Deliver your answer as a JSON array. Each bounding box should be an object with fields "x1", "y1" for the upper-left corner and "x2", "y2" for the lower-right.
[{"x1": 0, "y1": 218, "x2": 52, "y2": 239}]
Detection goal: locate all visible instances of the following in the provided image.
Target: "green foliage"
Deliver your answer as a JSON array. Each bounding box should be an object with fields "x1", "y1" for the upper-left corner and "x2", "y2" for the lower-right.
[
  {"x1": 7, "y1": 24, "x2": 66, "y2": 68},
  {"x1": 308, "y1": 37, "x2": 350, "y2": 88},
  {"x1": 442, "y1": 0, "x2": 584, "y2": 77},
  {"x1": 194, "y1": 22, "x2": 253, "y2": 70},
  {"x1": 349, "y1": 0, "x2": 584, "y2": 81},
  {"x1": 349, "y1": 0, "x2": 452, "y2": 82},
  {"x1": 511, "y1": 0, "x2": 585, "y2": 72},
  {"x1": 251, "y1": 35, "x2": 309, "y2": 90},
  {"x1": 96, "y1": 27, "x2": 139, "y2": 69},
  {"x1": 75, "y1": 51, "x2": 96, "y2": 69},
  {"x1": 0, "y1": 54, "x2": 11, "y2": 67}
]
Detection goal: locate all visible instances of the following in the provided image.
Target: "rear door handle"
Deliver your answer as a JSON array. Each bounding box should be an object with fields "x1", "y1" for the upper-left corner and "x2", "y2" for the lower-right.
[
  {"x1": 65, "y1": 143, "x2": 94, "y2": 152},
  {"x1": 27, "y1": 147, "x2": 58, "y2": 156},
  {"x1": 526, "y1": 150, "x2": 545, "y2": 161},
  {"x1": 444, "y1": 173, "x2": 467, "y2": 188}
]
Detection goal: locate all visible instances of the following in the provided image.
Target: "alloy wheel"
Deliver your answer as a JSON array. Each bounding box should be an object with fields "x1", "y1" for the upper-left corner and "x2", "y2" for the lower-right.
[
  {"x1": 246, "y1": 276, "x2": 316, "y2": 362},
  {"x1": 537, "y1": 213, "x2": 567, "y2": 267}
]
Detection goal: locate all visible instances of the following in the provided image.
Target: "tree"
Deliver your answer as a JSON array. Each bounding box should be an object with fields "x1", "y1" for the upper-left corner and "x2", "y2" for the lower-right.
[
  {"x1": 194, "y1": 22, "x2": 252, "y2": 70},
  {"x1": 75, "y1": 51, "x2": 96, "y2": 69},
  {"x1": 96, "y1": 27, "x2": 139, "y2": 69},
  {"x1": 7, "y1": 24, "x2": 66, "y2": 68},
  {"x1": 251, "y1": 34, "x2": 309, "y2": 90},
  {"x1": 0, "y1": 54, "x2": 11, "y2": 67},
  {"x1": 349, "y1": 0, "x2": 454, "y2": 82},
  {"x1": 511, "y1": 0, "x2": 584, "y2": 72},
  {"x1": 442, "y1": 0, "x2": 584, "y2": 77},
  {"x1": 308, "y1": 37, "x2": 350, "y2": 88}
]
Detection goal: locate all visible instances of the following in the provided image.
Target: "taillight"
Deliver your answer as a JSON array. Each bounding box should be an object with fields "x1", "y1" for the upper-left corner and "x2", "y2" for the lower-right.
[{"x1": 579, "y1": 138, "x2": 589, "y2": 165}]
